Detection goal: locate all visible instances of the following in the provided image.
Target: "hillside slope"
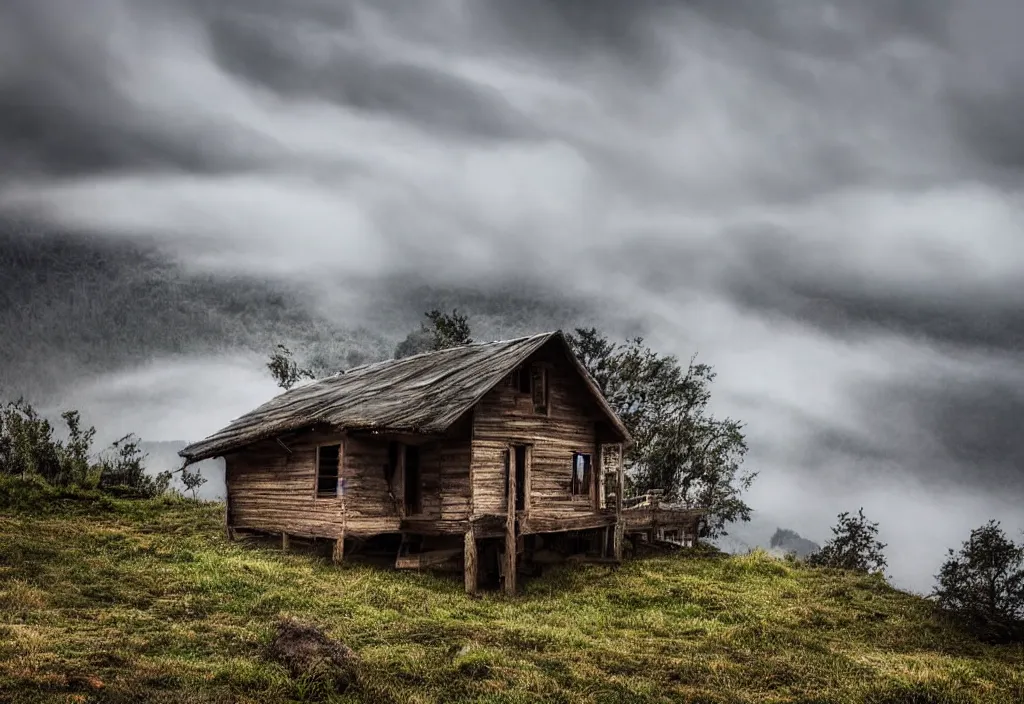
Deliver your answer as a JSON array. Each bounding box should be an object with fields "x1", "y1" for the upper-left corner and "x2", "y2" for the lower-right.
[{"x1": 0, "y1": 483, "x2": 1021, "y2": 703}]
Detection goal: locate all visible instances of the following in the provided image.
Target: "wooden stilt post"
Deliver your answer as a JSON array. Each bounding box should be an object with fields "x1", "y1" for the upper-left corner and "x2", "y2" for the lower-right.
[
  {"x1": 504, "y1": 447, "x2": 518, "y2": 596},
  {"x1": 332, "y1": 534, "x2": 345, "y2": 565},
  {"x1": 613, "y1": 442, "x2": 624, "y2": 561},
  {"x1": 281, "y1": 533, "x2": 290, "y2": 552},
  {"x1": 599, "y1": 526, "x2": 609, "y2": 558},
  {"x1": 224, "y1": 487, "x2": 234, "y2": 541},
  {"x1": 464, "y1": 529, "x2": 478, "y2": 596}
]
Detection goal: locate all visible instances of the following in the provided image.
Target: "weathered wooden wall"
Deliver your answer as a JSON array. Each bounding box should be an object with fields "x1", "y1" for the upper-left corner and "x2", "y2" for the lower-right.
[
  {"x1": 433, "y1": 440, "x2": 473, "y2": 521},
  {"x1": 226, "y1": 428, "x2": 348, "y2": 538},
  {"x1": 471, "y1": 345, "x2": 604, "y2": 519},
  {"x1": 341, "y1": 434, "x2": 402, "y2": 537},
  {"x1": 226, "y1": 423, "x2": 475, "y2": 539}
]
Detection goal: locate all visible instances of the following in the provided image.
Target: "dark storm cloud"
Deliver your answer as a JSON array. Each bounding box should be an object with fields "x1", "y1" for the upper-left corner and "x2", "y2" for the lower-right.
[
  {"x1": 470, "y1": 0, "x2": 674, "y2": 71},
  {"x1": 0, "y1": 0, "x2": 253, "y2": 179},
  {"x1": 858, "y1": 372, "x2": 1024, "y2": 492},
  {"x1": 682, "y1": 0, "x2": 953, "y2": 55},
  {"x1": 0, "y1": 217, "x2": 343, "y2": 401},
  {"x1": 719, "y1": 227, "x2": 1024, "y2": 354},
  {"x1": 202, "y1": 4, "x2": 541, "y2": 143},
  {"x1": 943, "y1": 0, "x2": 1024, "y2": 175},
  {"x1": 730, "y1": 278, "x2": 1024, "y2": 354}
]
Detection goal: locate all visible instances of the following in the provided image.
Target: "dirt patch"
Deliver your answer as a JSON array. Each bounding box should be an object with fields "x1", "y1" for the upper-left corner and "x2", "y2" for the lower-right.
[{"x1": 267, "y1": 617, "x2": 359, "y2": 693}]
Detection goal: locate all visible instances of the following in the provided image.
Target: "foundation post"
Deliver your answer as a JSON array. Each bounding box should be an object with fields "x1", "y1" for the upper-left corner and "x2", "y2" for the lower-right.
[
  {"x1": 224, "y1": 490, "x2": 234, "y2": 541},
  {"x1": 332, "y1": 534, "x2": 345, "y2": 564},
  {"x1": 504, "y1": 448, "x2": 518, "y2": 596},
  {"x1": 614, "y1": 442, "x2": 624, "y2": 561},
  {"x1": 464, "y1": 529, "x2": 478, "y2": 596}
]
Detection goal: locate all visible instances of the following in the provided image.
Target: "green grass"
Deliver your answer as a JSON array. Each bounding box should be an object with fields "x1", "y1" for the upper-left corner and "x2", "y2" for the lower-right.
[{"x1": 1, "y1": 479, "x2": 1022, "y2": 703}]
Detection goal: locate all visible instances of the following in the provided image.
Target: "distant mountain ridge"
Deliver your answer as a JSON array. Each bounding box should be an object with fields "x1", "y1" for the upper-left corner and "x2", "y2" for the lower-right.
[{"x1": 768, "y1": 528, "x2": 821, "y2": 559}]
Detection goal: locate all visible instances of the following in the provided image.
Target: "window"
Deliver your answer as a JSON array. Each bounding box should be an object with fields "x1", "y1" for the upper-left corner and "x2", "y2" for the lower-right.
[
  {"x1": 385, "y1": 441, "x2": 401, "y2": 493},
  {"x1": 503, "y1": 446, "x2": 527, "y2": 511},
  {"x1": 571, "y1": 452, "x2": 591, "y2": 497},
  {"x1": 316, "y1": 444, "x2": 340, "y2": 497},
  {"x1": 509, "y1": 365, "x2": 531, "y2": 394}
]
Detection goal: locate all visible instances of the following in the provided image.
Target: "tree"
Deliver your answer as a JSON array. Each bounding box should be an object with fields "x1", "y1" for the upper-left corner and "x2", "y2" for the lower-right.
[
  {"x1": 0, "y1": 398, "x2": 62, "y2": 481},
  {"x1": 0, "y1": 399, "x2": 97, "y2": 486},
  {"x1": 59, "y1": 410, "x2": 96, "y2": 487},
  {"x1": 932, "y1": 521, "x2": 1024, "y2": 642},
  {"x1": 806, "y1": 508, "x2": 887, "y2": 575},
  {"x1": 266, "y1": 344, "x2": 316, "y2": 390},
  {"x1": 96, "y1": 433, "x2": 170, "y2": 498},
  {"x1": 394, "y1": 309, "x2": 473, "y2": 359},
  {"x1": 180, "y1": 464, "x2": 208, "y2": 501},
  {"x1": 566, "y1": 327, "x2": 754, "y2": 538}
]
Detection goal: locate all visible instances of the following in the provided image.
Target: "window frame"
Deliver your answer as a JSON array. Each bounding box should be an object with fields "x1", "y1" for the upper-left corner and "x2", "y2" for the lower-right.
[
  {"x1": 315, "y1": 442, "x2": 342, "y2": 499},
  {"x1": 570, "y1": 451, "x2": 592, "y2": 498}
]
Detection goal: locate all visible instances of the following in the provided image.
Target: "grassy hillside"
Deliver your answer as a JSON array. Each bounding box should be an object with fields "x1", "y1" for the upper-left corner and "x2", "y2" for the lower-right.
[{"x1": 1, "y1": 482, "x2": 1021, "y2": 703}]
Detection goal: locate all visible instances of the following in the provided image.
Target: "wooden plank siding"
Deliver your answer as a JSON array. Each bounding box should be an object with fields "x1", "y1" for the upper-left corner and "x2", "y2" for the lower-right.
[
  {"x1": 340, "y1": 435, "x2": 402, "y2": 537},
  {"x1": 226, "y1": 425, "x2": 474, "y2": 540},
  {"x1": 470, "y1": 349, "x2": 605, "y2": 522},
  {"x1": 226, "y1": 428, "x2": 348, "y2": 539}
]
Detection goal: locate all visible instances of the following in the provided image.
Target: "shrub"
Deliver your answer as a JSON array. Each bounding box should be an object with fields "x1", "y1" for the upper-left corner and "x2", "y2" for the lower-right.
[
  {"x1": 932, "y1": 521, "x2": 1024, "y2": 643},
  {"x1": 1, "y1": 398, "x2": 170, "y2": 499},
  {"x1": 806, "y1": 508, "x2": 887, "y2": 576},
  {"x1": 96, "y1": 433, "x2": 171, "y2": 498}
]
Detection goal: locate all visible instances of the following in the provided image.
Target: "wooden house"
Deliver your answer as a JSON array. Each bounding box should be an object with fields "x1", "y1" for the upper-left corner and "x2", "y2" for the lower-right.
[{"x1": 179, "y1": 331, "x2": 634, "y2": 594}]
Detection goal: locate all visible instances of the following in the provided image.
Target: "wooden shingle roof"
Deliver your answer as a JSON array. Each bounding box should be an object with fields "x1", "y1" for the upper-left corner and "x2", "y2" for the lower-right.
[{"x1": 180, "y1": 330, "x2": 630, "y2": 463}]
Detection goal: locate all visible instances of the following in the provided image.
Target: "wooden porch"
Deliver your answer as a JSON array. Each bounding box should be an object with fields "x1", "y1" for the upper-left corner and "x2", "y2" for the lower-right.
[{"x1": 621, "y1": 490, "x2": 708, "y2": 545}]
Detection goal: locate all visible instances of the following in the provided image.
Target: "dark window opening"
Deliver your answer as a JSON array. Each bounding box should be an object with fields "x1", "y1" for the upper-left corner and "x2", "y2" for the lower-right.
[
  {"x1": 386, "y1": 441, "x2": 401, "y2": 491},
  {"x1": 515, "y1": 445, "x2": 526, "y2": 511},
  {"x1": 511, "y1": 365, "x2": 531, "y2": 394},
  {"x1": 316, "y1": 444, "x2": 340, "y2": 497},
  {"x1": 502, "y1": 447, "x2": 527, "y2": 512},
  {"x1": 571, "y1": 452, "x2": 592, "y2": 497},
  {"x1": 531, "y1": 364, "x2": 547, "y2": 413},
  {"x1": 404, "y1": 445, "x2": 422, "y2": 515}
]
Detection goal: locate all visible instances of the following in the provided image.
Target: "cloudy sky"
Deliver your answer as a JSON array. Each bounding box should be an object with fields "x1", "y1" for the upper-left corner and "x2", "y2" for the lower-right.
[{"x1": 2, "y1": 0, "x2": 1023, "y2": 593}]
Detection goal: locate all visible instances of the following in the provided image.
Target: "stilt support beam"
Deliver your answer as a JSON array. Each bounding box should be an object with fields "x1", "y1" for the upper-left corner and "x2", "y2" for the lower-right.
[
  {"x1": 464, "y1": 529, "x2": 478, "y2": 596},
  {"x1": 504, "y1": 447, "x2": 518, "y2": 596}
]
